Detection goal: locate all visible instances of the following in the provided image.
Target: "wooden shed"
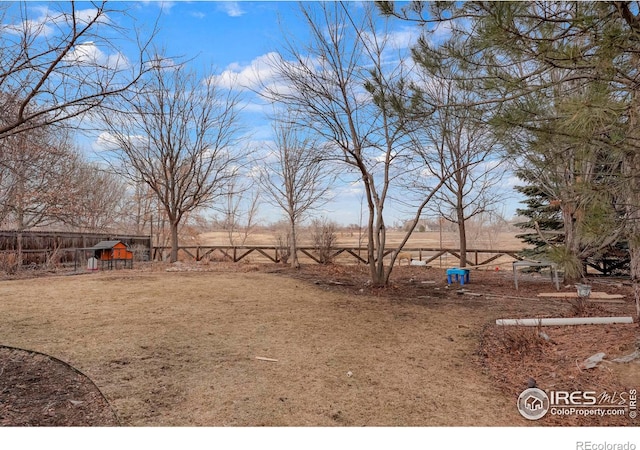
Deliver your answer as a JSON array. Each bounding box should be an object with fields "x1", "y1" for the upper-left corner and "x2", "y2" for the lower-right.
[{"x1": 91, "y1": 240, "x2": 133, "y2": 269}]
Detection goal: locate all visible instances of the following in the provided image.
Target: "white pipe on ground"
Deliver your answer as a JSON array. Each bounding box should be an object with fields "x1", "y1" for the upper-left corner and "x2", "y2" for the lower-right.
[{"x1": 495, "y1": 317, "x2": 634, "y2": 326}]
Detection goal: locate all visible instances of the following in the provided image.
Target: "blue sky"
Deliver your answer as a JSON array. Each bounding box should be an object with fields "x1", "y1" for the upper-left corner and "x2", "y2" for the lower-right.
[
  {"x1": 8, "y1": 1, "x2": 522, "y2": 226},
  {"x1": 131, "y1": 2, "x2": 306, "y2": 66}
]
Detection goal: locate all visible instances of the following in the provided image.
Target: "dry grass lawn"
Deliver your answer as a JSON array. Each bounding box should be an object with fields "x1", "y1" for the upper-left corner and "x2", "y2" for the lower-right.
[{"x1": 0, "y1": 266, "x2": 523, "y2": 426}]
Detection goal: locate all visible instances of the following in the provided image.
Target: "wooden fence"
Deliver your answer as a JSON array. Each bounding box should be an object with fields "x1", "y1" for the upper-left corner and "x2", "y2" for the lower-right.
[
  {"x1": 0, "y1": 230, "x2": 152, "y2": 266},
  {"x1": 152, "y1": 245, "x2": 525, "y2": 267},
  {"x1": 0, "y1": 228, "x2": 623, "y2": 274}
]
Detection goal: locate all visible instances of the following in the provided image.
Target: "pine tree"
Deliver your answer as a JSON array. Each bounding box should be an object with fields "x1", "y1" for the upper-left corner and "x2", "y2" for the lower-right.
[{"x1": 513, "y1": 184, "x2": 563, "y2": 259}]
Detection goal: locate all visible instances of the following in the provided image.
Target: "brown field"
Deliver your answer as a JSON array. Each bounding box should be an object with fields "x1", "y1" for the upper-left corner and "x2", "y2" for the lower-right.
[
  {"x1": 1, "y1": 261, "x2": 638, "y2": 427},
  {"x1": 198, "y1": 230, "x2": 523, "y2": 249}
]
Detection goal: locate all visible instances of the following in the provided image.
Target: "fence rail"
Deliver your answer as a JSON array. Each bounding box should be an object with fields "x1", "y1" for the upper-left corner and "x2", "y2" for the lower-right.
[{"x1": 152, "y1": 245, "x2": 525, "y2": 267}]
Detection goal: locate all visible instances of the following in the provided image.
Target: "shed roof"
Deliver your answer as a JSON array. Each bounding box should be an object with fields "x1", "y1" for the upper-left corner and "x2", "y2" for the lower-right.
[{"x1": 91, "y1": 240, "x2": 126, "y2": 250}]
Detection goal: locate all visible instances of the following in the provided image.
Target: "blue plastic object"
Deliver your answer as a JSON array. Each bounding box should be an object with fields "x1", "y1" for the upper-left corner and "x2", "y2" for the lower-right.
[{"x1": 446, "y1": 268, "x2": 470, "y2": 286}]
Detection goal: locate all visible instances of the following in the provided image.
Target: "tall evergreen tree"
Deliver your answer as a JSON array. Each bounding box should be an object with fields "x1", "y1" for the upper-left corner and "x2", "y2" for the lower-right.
[{"x1": 513, "y1": 184, "x2": 563, "y2": 258}]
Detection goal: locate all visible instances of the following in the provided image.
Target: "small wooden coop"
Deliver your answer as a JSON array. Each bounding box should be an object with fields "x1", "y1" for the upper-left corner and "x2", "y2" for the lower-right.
[{"x1": 89, "y1": 240, "x2": 134, "y2": 270}]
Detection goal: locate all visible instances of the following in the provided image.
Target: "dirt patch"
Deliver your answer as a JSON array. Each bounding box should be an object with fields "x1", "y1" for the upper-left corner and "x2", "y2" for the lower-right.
[
  {"x1": 0, "y1": 262, "x2": 637, "y2": 426},
  {"x1": 0, "y1": 346, "x2": 119, "y2": 426}
]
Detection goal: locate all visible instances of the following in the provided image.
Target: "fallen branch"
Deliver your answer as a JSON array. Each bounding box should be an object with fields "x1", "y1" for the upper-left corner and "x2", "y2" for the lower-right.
[
  {"x1": 327, "y1": 280, "x2": 352, "y2": 286},
  {"x1": 255, "y1": 356, "x2": 278, "y2": 362},
  {"x1": 457, "y1": 291, "x2": 483, "y2": 297}
]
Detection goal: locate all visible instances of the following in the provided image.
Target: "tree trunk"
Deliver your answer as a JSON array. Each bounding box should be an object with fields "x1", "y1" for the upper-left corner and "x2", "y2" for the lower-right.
[
  {"x1": 625, "y1": 86, "x2": 640, "y2": 322},
  {"x1": 458, "y1": 222, "x2": 468, "y2": 268},
  {"x1": 366, "y1": 194, "x2": 380, "y2": 285},
  {"x1": 457, "y1": 204, "x2": 467, "y2": 268},
  {"x1": 16, "y1": 173, "x2": 25, "y2": 271},
  {"x1": 625, "y1": 147, "x2": 640, "y2": 322},
  {"x1": 16, "y1": 231, "x2": 23, "y2": 272},
  {"x1": 367, "y1": 224, "x2": 387, "y2": 286},
  {"x1": 170, "y1": 219, "x2": 179, "y2": 263},
  {"x1": 629, "y1": 241, "x2": 640, "y2": 322},
  {"x1": 289, "y1": 216, "x2": 300, "y2": 269},
  {"x1": 370, "y1": 204, "x2": 387, "y2": 286},
  {"x1": 561, "y1": 201, "x2": 583, "y2": 283}
]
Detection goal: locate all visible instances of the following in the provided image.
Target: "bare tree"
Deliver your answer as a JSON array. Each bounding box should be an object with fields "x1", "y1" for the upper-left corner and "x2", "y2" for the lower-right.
[
  {"x1": 0, "y1": 128, "x2": 80, "y2": 231},
  {"x1": 122, "y1": 181, "x2": 157, "y2": 236},
  {"x1": 257, "y1": 115, "x2": 334, "y2": 268},
  {"x1": 411, "y1": 77, "x2": 505, "y2": 267},
  {"x1": 0, "y1": 128, "x2": 75, "y2": 268},
  {"x1": 99, "y1": 59, "x2": 244, "y2": 262},
  {"x1": 68, "y1": 163, "x2": 128, "y2": 232},
  {"x1": 0, "y1": 1, "x2": 157, "y2": 140},
  {"x1": 263, "y1": 2, "x2": 444, "y2": 285},
  {"x1": 0, "y1": 125, "x2": 127, "y2": 268},
  {"x1": 221, "y1": 176, "x2": 261, "y2": 246},
  {"x1": 0, "y1": 130, "x2": 127, "y2": 233}
]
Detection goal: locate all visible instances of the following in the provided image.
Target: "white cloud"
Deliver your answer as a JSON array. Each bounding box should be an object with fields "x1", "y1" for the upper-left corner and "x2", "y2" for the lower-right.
[
  {"x1": 241, "y1": 100, "x2": 273, "y2": 115},
  {"x1": 4, "y1": 5, "x2": 109, "y2": 38},
  {"x1": 158, "y1": 2, "x2": 176, "y2": 14},
  {"x1": 218, "y1": 2, "x2": 245, "y2": 18},
  {"x1": 4, "y1": 5, "x2": 127, "y2": 70},
  {"x1": 211, "y1": 52, "x2": 324, "y2": 101},
  {"x1": 211, "y1": 52, "x2": 281, "y2": 91},
  {"x1": 425, "y1": 20, "x2": 454, "y2": 46},
  {"x1": 73, "y1": 7, "x2": 112, "y2": 26},
  {"x1": 93, "y1": 132, "x2": 120, "y2": 152},
  {"x1": 66, "y1": 41, "x2": 105, "y2": 64},
  {"x1": 3, "y1": 16, "x2": 54, "y2": 38},
  {"x1": 138, "y1": 1, "x2": 175, "y2": 14},
  {"x1": 93, "y1": 131, "x2": 149, "y2": 153},
  {"x1": 504, "y1": 175, "x2": 521, "y2": 188},
  {"x1": 360, "y1": 26, "x2": 420, "y2": 54},
  {"x1": 246, "y1": 164, "x2": 265, "y2": 180},
  {"x1": 63, "y1": 41, "x2": 130, "y2": 70},
  {"x1": 387, "y1": 27, "x2": 421, "y2": 50},
  {"x1": 336, "y1": 180, "x2": 365, "y2": 198}
]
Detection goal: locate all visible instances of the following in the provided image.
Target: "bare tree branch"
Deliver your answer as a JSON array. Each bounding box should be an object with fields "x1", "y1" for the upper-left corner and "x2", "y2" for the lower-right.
[
  {"x1": 261, "y1": 2, "x2": 444, "y2": 284},
  {"x1": 0, "y1": 1, "x2": 160, "y2": 139},
  {"x1": 257, "y1": 111, "x2": 336, "y2": 268},
  {"x1": 99, "y1": 58, "x2": 245, "y2": 262}
]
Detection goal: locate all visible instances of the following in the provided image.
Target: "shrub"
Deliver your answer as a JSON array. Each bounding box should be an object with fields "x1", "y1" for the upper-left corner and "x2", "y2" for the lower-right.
[
  {"x1": 272, "y1": 221, "x2": 292, "y2": 264},
  {"x1": 0, "y1": 252, "x2": 18, "y2": 274},
  {"x1": 309, "y1": 217, "x2": 338, "y2": 264}
]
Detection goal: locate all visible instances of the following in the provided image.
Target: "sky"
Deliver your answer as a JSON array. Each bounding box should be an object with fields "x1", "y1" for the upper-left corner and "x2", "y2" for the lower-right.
[{"x1": 6, "y1": 1, "x2": 523, "y2": 227}]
